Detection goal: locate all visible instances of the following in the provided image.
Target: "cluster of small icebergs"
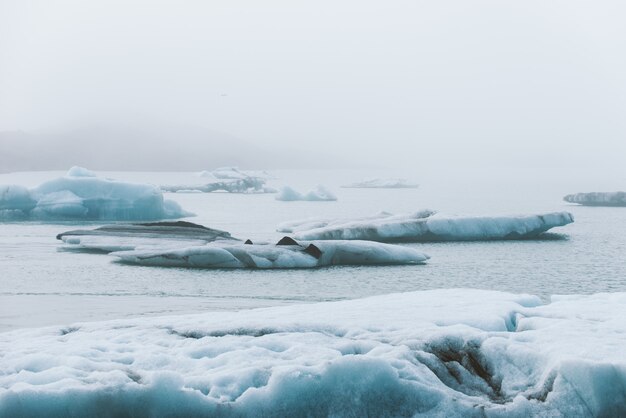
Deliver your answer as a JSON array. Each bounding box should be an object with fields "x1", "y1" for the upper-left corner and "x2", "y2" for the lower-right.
[
  {"x1": 56, "y1": 210, "x2": 573, "y2": 269},
  {"x1": 161, "y1": 173, "x2": 421, "y2": 200},
  {"x1": 0, "y1": 167, "x2": 577, "y2": 270},
  {"x1": 58, "y1": 222, "x2": 429, "y2": 268}
]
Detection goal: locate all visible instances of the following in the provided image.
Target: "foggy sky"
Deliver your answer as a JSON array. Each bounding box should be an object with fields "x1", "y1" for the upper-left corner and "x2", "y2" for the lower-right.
[{"x1": 1, "y1": 0, "x2": 625, "y2": 174}]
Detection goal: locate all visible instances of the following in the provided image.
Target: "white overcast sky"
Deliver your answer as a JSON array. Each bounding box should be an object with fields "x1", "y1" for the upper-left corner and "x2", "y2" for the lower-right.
[{"x1": 1, "y1": 0, "x2": 625, "y2": 172}]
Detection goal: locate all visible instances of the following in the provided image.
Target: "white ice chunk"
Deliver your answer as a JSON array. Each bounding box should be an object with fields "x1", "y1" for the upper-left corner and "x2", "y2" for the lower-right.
[
  {"x1": 1, "y1": 290, "x2": 624, "y2": 416},
  {"x1": 111, "y1": 240, "x2": 429, "y2": 268},
  {"x1": 564, "y1": 191, "x2": 626, "y2": 207},
  {"x1": 66, "y1": 166, "x2": 97, "y2": 177},
  {"x1": 342, "y1": 178, "x2": 419, "y2": 189},
  {"x1": 0, "y1": 167, "x2": 192, "y2": 221},
  {"x1": 165, "y1": 167, "x2": 273, "y2": 194},
  {"x1": 278, "y1": 211, "x2": 573, "y2": 242},
  {"x1": 275, "y1": 185, "x2": 337, "y2": 202}
]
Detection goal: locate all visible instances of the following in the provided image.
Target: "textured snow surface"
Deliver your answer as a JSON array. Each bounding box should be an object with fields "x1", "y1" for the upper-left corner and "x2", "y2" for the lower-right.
[
  {"x1": 275, "y1": 185, "x2": 337, "y2": 201},
  {"x1": 0, "y1": 167, "x2": 191, "y2": 221},
  {"x1": 278, "y1": 211, "x2": 574, "y2": 242},
  {"x1": 564, "y1": 191, "x2": 626, "y2": 207},
  {"x1": 1, "y1": 290, "x2": 625, "y2": 417},
  {"x1": 342, "y1": 178, "x2": 419, "y2": 188}
]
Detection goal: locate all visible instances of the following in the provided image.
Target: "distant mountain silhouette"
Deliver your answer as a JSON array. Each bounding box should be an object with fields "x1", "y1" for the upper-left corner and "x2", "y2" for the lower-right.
[{"x1": 0, "y1": 123, "x2": 333, "y2": 172}]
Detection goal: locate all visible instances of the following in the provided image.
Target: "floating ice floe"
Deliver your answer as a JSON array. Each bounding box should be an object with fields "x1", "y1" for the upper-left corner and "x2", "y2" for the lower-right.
[
  {"x1": 198, "y1": 166, "x2": 271, "y2": 180},
  {"x1": 277, "y1": 210, "x2": 573, "y2": 242},
  {"x1": 275, "y1": 185, "x2": 337, "y2": 201},
  {"x1": 162, "y1": 167, "x2": 275, "y2": 194},
  {"x1": 564, "y1": 191, "x2": 626, "y2": 207},
  {"x1": 1, "y1": 289, "x2": 624, "y2": 416},
  {"x1": 342, "y1": 178, "x2": 419, "y2": 189},
  {"x1": 57, "y1": 222, "x2": 429, "y2": 268},
  {"x1": 0, "y1": 167, "x2": 191, "y2": 221},
  {"x1": 57, "y1": 221, "x2": 236, "y2": 252}
]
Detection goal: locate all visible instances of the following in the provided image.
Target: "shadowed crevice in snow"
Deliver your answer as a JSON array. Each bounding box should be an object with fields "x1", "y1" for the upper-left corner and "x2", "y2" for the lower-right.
[
  {"x1": 168, "y1": 327, "x2": 348, "y2": 339},
  {"x1": 126, "y1": 370, "x2": 143, "y2": 384},
  {"x1": 418, "y1": 338, "x2": 507, "y2": 403},
  {"x1": 59, "y1": 326, "x2": 80, "y2": 335},
  {"x1": 169, "y1": 327, "x2": 283, "y2": 339},
  {"x1": 525, "y1": 370, "x2": 556, "y2": 402}
]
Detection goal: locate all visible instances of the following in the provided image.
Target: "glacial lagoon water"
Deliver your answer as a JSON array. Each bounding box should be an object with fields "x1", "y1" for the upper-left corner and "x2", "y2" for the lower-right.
[{"x1": 1, "y1": 169, "x2": 625, "y2": 331}]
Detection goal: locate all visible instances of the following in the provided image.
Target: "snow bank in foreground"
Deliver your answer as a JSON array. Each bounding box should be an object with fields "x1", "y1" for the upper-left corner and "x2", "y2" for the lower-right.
[
  {"x1": 1, "y1": 289, "x2": 625, "y2": 417},
  {"x1": 342, "y1": 178, "x2": 419, "y2": 189},
  {"x1": 163, "y1": 167, "x2": 275, "y2": 194},
  {"x1": 278, "y1": 211, "x2": 573, "y2": 242},
  {"x1": 0, "y1": 167, "x2": 192, "y2": 221},
  {"x1": 275, "y1": 185, "x2": 337, "y2": 201},
  {"x1": 564, "y1": 191, "x2": 626, "y2": 207}
]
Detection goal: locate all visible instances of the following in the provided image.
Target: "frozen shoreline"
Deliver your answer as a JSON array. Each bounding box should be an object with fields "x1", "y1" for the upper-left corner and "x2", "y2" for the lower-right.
[{"x1": 1, "y1": 289, "x2": 624, "y2": 416}]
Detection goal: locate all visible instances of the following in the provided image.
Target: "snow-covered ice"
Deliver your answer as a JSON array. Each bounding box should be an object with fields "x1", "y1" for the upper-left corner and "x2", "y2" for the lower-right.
[
  {"x1": 342, "y1": 178, "x2": 419, "y2": 189},
  {"x1": 0, "y1": 167, "x2": 191, "y2": 221},
  {"x1": 111, "y1": 240, "x2": 430, "y2": 268},
  {"x1": 163, "y1": 167, "x2": 275, "y2": 194},
  {"x1": 57, "y1": 221, "x2": 236, "y2": 253},
  {"x1": 278, "y1": 211, "x2": 574, "y2": 242},
  {"x1": 275, "y1": 185, "x2": 337, "y2": 201},
  {"x1": 1, "y1": 289, "x2": 624, "y2": 417},
  {"x1": 57, "y1": 222, "x2": 429, "y2": 268},
  {"x1": 564, "y1": 191, "x2": 626, "y2": 207}
]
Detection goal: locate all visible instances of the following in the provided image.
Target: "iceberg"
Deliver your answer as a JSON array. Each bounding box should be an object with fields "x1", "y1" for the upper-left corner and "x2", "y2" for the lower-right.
[
  {"x1": 564, "y1": 191, "x2": 626, "y2": 207},
  {"x1": 277, "y1": 210, "x2": 574, "y2": 242},
  {"x1": 57, "y1": 222, "x2": 429, "y2": 268},
  {"x1": 111, "y1": 239, "x2": 429, "y2": 268},
  {"x1": 57, "y1": 221, "x2": 236, "y2": 252},
  {"x1": 198, "y1": 166, "x2": 270, "y2": 180},
  {"x1": 1, "y1": 289, "x2": 624, "y2": 416},
  {"x1": 342, "y1": 178, "x2": 419, "y2": 189},
  {"x1": 162, "y1": 167, "x2": 275, "y2": 194},
  {"x1": 275, "y1": 185, "x2": 337, "y2": 201},
  {"x1": 0, "y1": 167, "x2": 192, "y2": 221}
]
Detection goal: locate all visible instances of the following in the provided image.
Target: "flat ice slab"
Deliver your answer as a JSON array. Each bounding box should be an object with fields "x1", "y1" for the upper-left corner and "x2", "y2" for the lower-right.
[
  {"x1": 1, "y1": 289, "x2": 624, "y2": 416},
  {"x1": 278, "y1": 210, "x2": 574, "y2": 242},
  {"x1": 112, "y1": 239, "x2": 429, "y2": 268},
  {"x1": 58, "y1": 222, "x2": 429, "y2": 268},
  {"x1": 564, "y1": 191, "x2": 626, "y2": 207},
  {"x1": 342, "y1": 178, "x2": 419, "y2": 188},
  {"x1": 57, "y1": 221, "x2": 236, "y2": 252},
  {"x1": 0, "y1": 167, "x2": 191, "y2": 221}
]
